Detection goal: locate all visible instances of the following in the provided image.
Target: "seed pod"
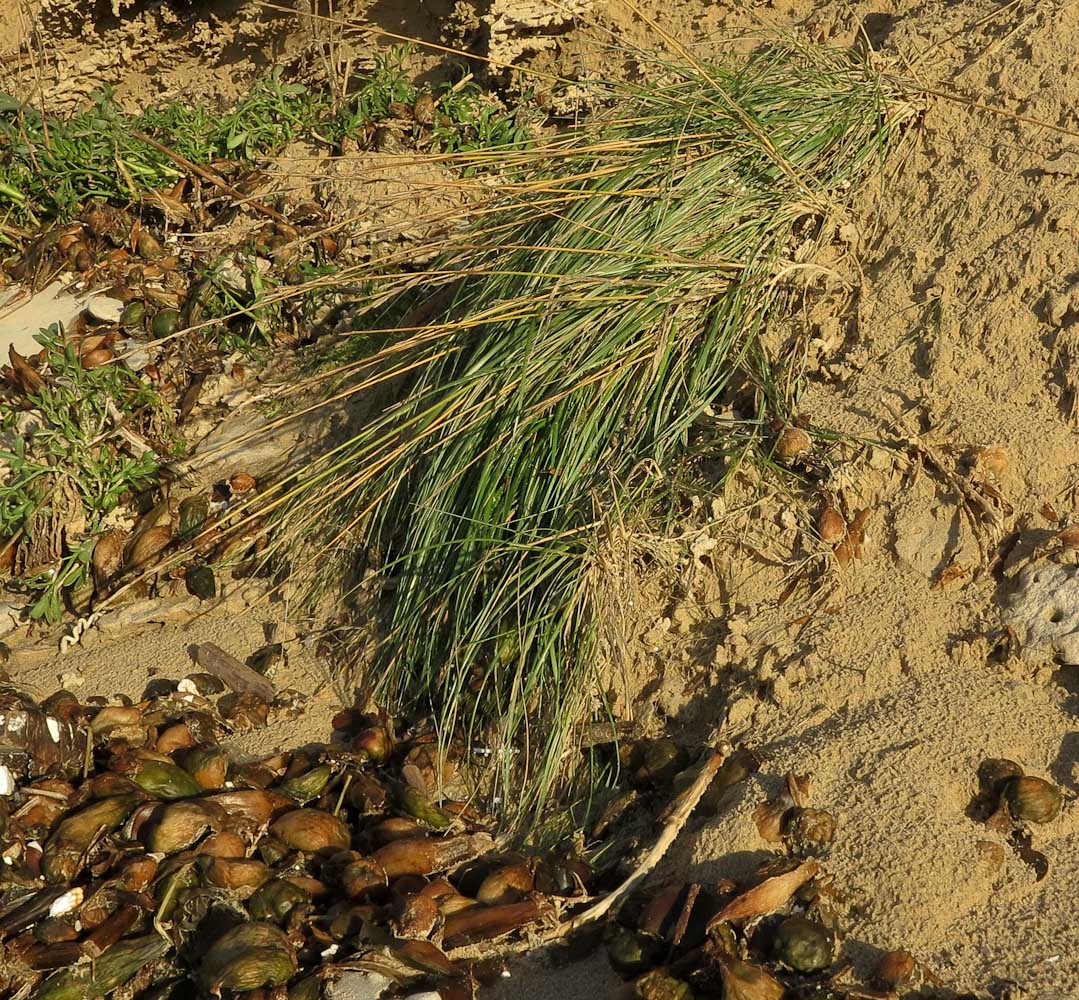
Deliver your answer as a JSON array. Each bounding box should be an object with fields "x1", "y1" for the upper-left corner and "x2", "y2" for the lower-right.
[
  {"x1": 113, "y1": 854, "x2": 158, "y2": 892},
  {"x1": 875, "y1": 949, "x2": 916, "y2": 989},
  {"x1": 269, "y1": 808, "x2": 351, "y2": 853},
  {"x1": 201, "y1": 856, "x2": 271, "y2": 893},
  {"x1": 718, "y1": 955, "x2": 785, "y2": 1000},
  {"x1": 633, "y1": 968, "x2": 694, "y2": 1000},
  {"x1": 31, "y1": 933, "x2": 169, "y2": 1000},
  {"x1": 818, "y1": 503, "x2": 846, "y2": 544},
  {"x1": 144, "y1": 800, "x2": 215, "y2": 854},
  {"x1": 186, "y1": 565, "x2": 217, "y2": 600},
  {"x1": 278, "y1": 765, "x2": 332, "y2": 804},
  {"x1": 204, "y1": 789, "x2": 296, "y2": 826},
  {"x1": 182, "y1": 673, "x2": 226, "y2": 697},
  {"x1": 1004, "y1": 776, "x2": 1063, "y2": 824},
  {"x1": 197, "y1": 922, "x2": 297, "y2": 993},
  {"x1": 155, "y1": 722, "x2": 194, "y2": 755},
  {"x1": 230, "y1": 472, "x2": 257, "y2": 494},
  {"x1": 178, "y1": 496, "x2": 210, "y2": 541},
  {"x1": 1058, "y1": 524, "x2": 1079, "y2": 549},
  {"x1": 194, "y1": 830, "x2": 246, "y2": 859},
  {"x1": 351, "y1": 720, "x2": 393, "y2": 764},
  {"x1": 249, "y1": 878, "x2": 309, "y2": 923},
  {"x1": 150, "y1": 308, "x2": 180, "y2": 340},
  {"x1": 135, "y1": 231, "x2": 164, "y2": 260},
  {"x1": 978, "y1": 758, "x2": 1025, "y2": 798},
  {"x1": 398, "y1": 785, "x2": 452, "y2": 830},
  {"x1": 752, "y1": 800, "x2": 789, "y2": 844},
  {"x1": 120, "y1": 300, "x2": 145, "y2": 329},
  {"x1": 337, "y1": 856, "x2": 388, "y2": 899},
  {"x1": 182, "y1": 745, "x2": 230, "y2": 790},
  {"x1": 42, "y1": 794, "x2": 138, "y2": 883},
  {"x1": 126, "y1": 758, "x2": 202, "y2": 799},
  {"x1": 81, "y1": 348, "x2": 112, "y2": 370},
  {"x1": 370, "y1": 816, "x2": 424, "y2": 846},
  {"x1": 476, "y1": 861, "x2": 535, "y2": 905},
  {"x1": 783, "y1": 807, "x2": 836, "y2": 856},
  {"x1": 775, "y1": 426, "x2": 811, "y2": 464},
  {"x1": 125, "y1": 524, "x2": 171, "y2": 569},
  {"x1": 605, "y1": 924, "x2": 663, "y2": 978},
  {"x1": 441, "y1": 898, "x2": 545, "y2": 949},
  {"x1": 773, "y1": 915, "x2": 834, "y2": 973},
  {"x1": 373, "y1": 833, "x2": 492, "y2": 878}
]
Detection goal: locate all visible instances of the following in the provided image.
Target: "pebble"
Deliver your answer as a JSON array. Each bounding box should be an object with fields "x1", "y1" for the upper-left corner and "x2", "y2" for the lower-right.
[{"x1": 84, "y1": 295, "x2": 124, "y2": 324}]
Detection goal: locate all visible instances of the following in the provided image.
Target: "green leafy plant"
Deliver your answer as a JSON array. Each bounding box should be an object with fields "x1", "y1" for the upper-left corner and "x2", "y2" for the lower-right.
[{"x1": 0, "y1": 329, "x2": 164, "y2": 622}]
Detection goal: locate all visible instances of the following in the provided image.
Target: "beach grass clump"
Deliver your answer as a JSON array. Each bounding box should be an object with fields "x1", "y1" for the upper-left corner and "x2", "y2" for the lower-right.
[{"x1": 266, "y1": 44, "x2": 903, "y2": 827}]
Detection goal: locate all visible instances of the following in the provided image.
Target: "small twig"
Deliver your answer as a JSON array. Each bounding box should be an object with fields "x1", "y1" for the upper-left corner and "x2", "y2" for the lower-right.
[
  {"x1": 129, "y1": 129, "x2": 291, "y2": 227},
  {"x1": 544, "y1": 744, "x2": 728, "y2": 939}
]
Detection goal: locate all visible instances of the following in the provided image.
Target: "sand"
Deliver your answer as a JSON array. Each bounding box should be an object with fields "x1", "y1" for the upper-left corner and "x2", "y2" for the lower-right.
[{"x1": 4, "y1": 0, "x2": 1079, "y2": 996}]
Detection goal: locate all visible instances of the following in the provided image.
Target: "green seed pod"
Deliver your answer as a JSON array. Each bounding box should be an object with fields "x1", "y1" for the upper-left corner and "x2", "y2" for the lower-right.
[
  {"x1": 398, "y1": 785, "x2": 452, "y2": 830},
  {"x1": 43, "y1": 794, "x2": 139, "y2": 883},
  {"x1": 633, "y1": 968, "x2": 694, "y2": 1000},
  {"x1": 178, "y1": 496, "x2": 210, "y2": 541},
  {"x1": 130, "y1": 758, "x2": 203, "y2": 800},
  {"x1": 1004, "y1": 776, "x2": 1063, "y2": 824},
  {"x1": 718, "y1": 955, "x2": 785, "y2": 1000},
  {"x1": 150, "y1": 308, "x2": 180, "y2": 340},
  {"x1": 186, "y1": 565, "x2": 217, "y2": 600},
  {"x1": 773, "y1": 915, "x2": 834, "y2": 973},
  {"x1": 120, "y1": 300, "x2": 145, "y2": 329},
  {"x1": 197, "y1": 921, "x2": 297, "y2": 993},
  {"x1": 278, "y1": 765, "x2": 332, "y2": 805},
  {"x1": 605, "y1": 924, "x2": 663, "y2": 978},
  {"x1": 249, "y1": 878, "x2": 309, "y2": 923},
  {"x1": 31, "y1": 934, "x2": 169, "y2": 1000},
  {"x1": 136, "y1": 231, "x2": 165, "y2": 260}
]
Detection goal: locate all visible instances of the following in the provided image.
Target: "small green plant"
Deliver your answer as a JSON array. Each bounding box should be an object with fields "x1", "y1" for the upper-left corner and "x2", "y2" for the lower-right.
[{"x1": 0, "y1": 328, "x2": 165, "y2": 622}]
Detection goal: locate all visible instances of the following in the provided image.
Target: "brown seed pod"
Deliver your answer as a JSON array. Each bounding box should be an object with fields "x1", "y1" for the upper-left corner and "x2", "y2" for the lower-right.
[
  {"x1": 124, "y1": 524, "x2": 172, "y2": 568},
  {"x1": 339, "y1": 857, "x2": 389, "y2": 900},
  {"x1": 1058, "y1": 524, "x2": 1079, "y2": 549},
  {"x1": 42, "y1": 794, "x2": 139, "y2": 883},
  {"x1": 229, "y1": 472, "x2": 257, "y2": 494},
  {"x1": 269, "y1": 808, "x2": 351, "y2": 854},
  {"x1": 818, "y1": 503, "x2": 846, "y2": 544},
  {"x1": 475, "y1": 861, "x2": 535, "y2": 905},
  {"x1": 197, "y1": 830, "x2": 248, "y2": 859},
  {"x1": 369, "y1": 816, "x2": 424, "y2": 846},
  {"x1": 154, "y1": 722, "x2": 194, "y2": 755},
  {"x1": 442, "y1": 898, "x2": 546, "y2": 950},
  {"x1": 181, "y1": 745, "x2": 231, "y2": 790},
  {"x1": 775, "y1": 426, "x2": 811, "y2": 464},
  {"x1": 80, "y1": 347, "x2": 113, "y2": 369},
  {"x1": 752, "y1": 800, "x2": 789, "y2": 844},
  {"x1": 201, "y1": 856, "x2": 271, "y2": 892},
  {"x1": 373, "y1": 832, "x2": 493, "y2": 878},
  {"x1": 875, "y1": 948, "x2": 917, "y2": 989},
  {"x1": 204, "y1": 789, "x2": 291, "y2": 826},
  {"x1": 142, "y1": 800, "x2": 216, "y2": 854},
  {"x1": 977, "y1": 758, "x2": 1024, "y2": 798},
  {"x1": 1004, "y1": 775, "x2": 1063, "y2": 824},
  {"x1": 92, "y1": 530, "x2": 126, "y2": 592}
]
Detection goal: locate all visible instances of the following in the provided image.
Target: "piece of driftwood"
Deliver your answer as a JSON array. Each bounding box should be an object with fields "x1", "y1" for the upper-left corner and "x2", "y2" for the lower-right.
[{"x1": 190, "y1": 642, "x2": 275, "y2": 702}]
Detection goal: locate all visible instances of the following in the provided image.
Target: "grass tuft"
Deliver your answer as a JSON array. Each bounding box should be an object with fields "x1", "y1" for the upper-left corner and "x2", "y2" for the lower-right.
[{"x1": 267, "y1": 44, "x2": 903, "y2": 828}]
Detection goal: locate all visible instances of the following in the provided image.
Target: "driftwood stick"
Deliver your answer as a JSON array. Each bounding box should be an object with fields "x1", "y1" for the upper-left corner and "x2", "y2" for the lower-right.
[
  {"x1": 545, "y1": 744, "x2": 728, "y2": 939},
  {"x1": 191, "y1": 642, "x2": 275, "y2": 702}
]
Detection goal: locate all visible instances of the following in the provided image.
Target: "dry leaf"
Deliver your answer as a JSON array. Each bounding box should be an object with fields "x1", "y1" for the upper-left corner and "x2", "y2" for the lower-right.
[
  {"x1": 8, "y1": 346, "x2": 44, "y2": 394},
  {"x1": 712, "y1": 859, "x2": 818, "y2": 924},
  {"x1": 932, "y1": 558, "x2": 967, "y2": 589},
  {"x1": 786, "y1": 773, "x2": 811, "y2": 807},
  {"x1": 751, "y1": 801, "x2": 787, "y2": 843}
]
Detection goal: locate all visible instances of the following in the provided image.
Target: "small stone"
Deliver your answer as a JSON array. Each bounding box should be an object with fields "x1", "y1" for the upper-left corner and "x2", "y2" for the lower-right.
[{"x1": 84, "y1": 295, "x2": 123, "y2": 324}]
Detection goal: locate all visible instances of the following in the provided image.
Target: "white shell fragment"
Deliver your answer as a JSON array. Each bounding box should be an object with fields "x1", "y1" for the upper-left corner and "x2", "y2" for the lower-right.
[
  {"x1": 1004, "y1": 561, "x2": 1079, "y2": 664},
  {"x1": 84, "y1": 295, "x2": 124, "y2": 324},
  {"x1": 0, "y1": 765, "x2": 12, "y2": 796},
  {"x1": 48, "y1": 886, "x2": 84, "y2": 918}
]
